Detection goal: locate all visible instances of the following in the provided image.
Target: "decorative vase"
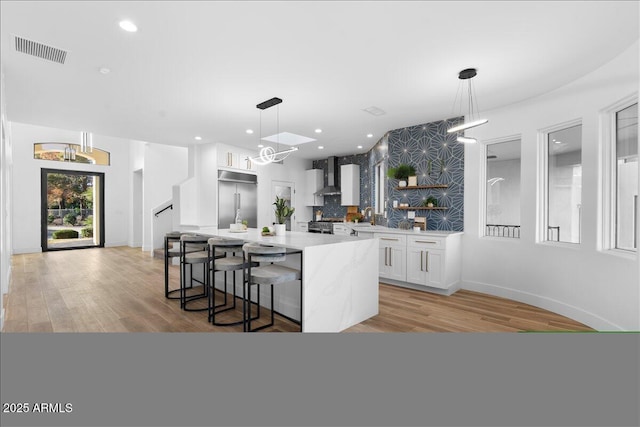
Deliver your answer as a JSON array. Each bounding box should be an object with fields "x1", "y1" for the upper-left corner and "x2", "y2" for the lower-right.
[
  {"x1": 399, "y1": 180, "x2": 407, "y2": 187},
  {"x1": 427, "y1": 203, "x2": 434, "y2": 208},
  {"x1": 274, "y1": 224, "x2": 286, "y2": 235}
]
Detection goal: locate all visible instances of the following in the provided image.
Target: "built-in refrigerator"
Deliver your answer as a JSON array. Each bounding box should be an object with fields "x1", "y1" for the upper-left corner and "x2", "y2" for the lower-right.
[{"x1": 217, "y1": 170, "x2": 258, "y2": 229}]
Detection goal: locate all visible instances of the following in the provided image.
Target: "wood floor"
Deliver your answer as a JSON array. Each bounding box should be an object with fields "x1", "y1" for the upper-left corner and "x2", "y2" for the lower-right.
[{"x1": 2, "y1": 246, "x2": 594, "y2": 333}]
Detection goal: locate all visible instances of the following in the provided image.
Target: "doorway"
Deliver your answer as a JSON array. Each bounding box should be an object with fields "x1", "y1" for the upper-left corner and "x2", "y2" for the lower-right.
[
  {"x1": 41, "y1": 168, "x2": 105, "y2": 251},
  {"x1": 272, "y1": 180, "x2": 295, "y2": 231}
]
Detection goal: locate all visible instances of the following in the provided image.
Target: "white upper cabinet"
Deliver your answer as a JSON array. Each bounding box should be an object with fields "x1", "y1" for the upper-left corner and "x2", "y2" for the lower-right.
[
  {"x1": 218, "y1": 147, "x2": 257, "y2": 172},
  {"x1": 304, "y1": 169, "x2": 324, "y2": 206},
  {"x1": 340, "y1": 164, "x2": 360, "y2": 206}
]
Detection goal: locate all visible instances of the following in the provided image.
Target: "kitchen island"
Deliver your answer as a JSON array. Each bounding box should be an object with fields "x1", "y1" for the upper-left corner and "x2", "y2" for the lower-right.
[{"x1": 195, "y1": 227, "x2": 379, "y2": 332}]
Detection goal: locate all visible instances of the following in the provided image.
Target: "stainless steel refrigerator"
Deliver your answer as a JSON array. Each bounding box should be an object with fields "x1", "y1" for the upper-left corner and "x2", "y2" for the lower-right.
[{"x1": 217, "y1": 170, "x2": 258, "y2": 229}]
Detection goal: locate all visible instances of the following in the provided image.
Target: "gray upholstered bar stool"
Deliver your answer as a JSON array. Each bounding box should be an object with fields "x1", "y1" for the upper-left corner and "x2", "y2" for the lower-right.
[
  {"x1": 180, "y1": 234, "x2": 214, "y2": 311},
  {"x1": 207, "y1": 237, "x2": 258, "y2": 326},
  {"x1": 242, "y1": 242, "x2": 302, "y2": 332}
]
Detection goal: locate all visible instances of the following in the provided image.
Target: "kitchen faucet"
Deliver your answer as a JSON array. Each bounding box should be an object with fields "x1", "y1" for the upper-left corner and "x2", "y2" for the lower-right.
[{"x1": 363, "y1": 206, "x2": 375, "y2": 225}]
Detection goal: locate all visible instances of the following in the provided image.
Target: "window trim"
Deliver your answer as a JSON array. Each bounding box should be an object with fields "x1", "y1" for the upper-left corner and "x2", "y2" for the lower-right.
[
  {"x1": 480, "y1": 134, "x2": 522, "y2": 239},
  {"x1": 599, "y1": 93, "x2": 638, "y2": 255},
  {"x1": 537, "y1": 118, "x2": 583, "y2": 245}
]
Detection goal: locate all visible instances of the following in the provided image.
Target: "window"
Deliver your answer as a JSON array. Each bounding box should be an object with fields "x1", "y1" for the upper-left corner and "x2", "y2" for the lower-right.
[
  {"x1": 485, "y1": 139, "x2": 521, "y2": 238},
  {"x1": 375, "y1": 160, "x2": 385, "y2": 214},
  {"x1": 546, "y1": 124, "x2": 582, "y2": 244},
  {"x1": 615, "y1": 103, "x2": 638, "y2": 251}
]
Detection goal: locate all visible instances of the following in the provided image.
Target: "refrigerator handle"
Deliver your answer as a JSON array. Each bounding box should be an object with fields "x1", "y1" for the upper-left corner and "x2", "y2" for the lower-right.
[
  {"x1": 237, "y1": 193, "x2": 241, "y2": 210},
  {"x1": 233, "y1": 193, "x2": 238, "y2": 212}
]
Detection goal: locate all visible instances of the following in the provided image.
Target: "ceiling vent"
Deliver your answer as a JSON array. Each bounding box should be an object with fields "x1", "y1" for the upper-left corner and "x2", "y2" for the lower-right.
[{"x1": 14, "y1": 35, "x2": 68, "y2": 64}]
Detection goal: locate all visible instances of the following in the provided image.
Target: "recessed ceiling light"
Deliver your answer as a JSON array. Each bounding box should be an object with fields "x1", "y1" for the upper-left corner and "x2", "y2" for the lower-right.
[
  {"x1": 315, "y1": 129, "x2": 322, "y2": 133},
  {"x1": 367, "y1": 133, "x2": 373, "y2": 138},
  {"x1": 318, "y1": 146, "x2": 324, "y2": 150},
  {"x1": 246, "y1": 129, "x2": 254, "y2": 134},
  {"x1": 99, "y1": 67, "x2": 110, "y2": 74},
  {"x1": 258, "y1": 144, "x2": 264, "y2": 148},
  {"x1": 554, "y1": 140, "x2": 562, "y2": 144},
  {"x1": 119, "y1": 20, "x2": 138, "y2": 32},
  {"x1": 357, "y1": 145, "x2": 363, "y2": 149},
  {"x1": 194, "y1": 136, "x2": 202, "y2": 141}
]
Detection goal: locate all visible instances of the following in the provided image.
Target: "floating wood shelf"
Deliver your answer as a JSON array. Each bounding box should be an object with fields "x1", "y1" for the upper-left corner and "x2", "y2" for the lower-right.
[
  {"x1": 395, "y1": 185, "x2": 448, "y2": 190},
  {"x1": 394, "y1": 206, "x2": 448, "y2": 210}
]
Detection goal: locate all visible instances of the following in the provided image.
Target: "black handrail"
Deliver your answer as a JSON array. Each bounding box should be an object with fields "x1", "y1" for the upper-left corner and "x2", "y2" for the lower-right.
[{"x1": 154, "y1": 204, "x2": 173, "y2": 217}]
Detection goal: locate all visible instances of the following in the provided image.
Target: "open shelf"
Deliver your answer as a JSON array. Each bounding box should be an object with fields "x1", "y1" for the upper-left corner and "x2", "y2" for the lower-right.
[{"x1": 395, "y1": 184, "x2": 448, "y2": 190}]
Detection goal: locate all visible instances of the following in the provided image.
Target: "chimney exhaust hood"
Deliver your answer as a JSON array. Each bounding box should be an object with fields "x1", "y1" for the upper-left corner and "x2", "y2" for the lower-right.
[{"x1": 315, "y1": 156, "x2": 341, "y2": 196}]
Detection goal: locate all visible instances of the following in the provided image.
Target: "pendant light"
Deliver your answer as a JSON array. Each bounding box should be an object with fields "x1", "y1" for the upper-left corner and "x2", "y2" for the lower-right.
[
  {"x1": 63, "y1": 144, "x2": 76, "y2": 161},
  {"x1": 447, "y1": 68, "x2": 488, "y2": 143},
  {"x1": 80, "y1": 131, "x2": 93, "y2": 153},
  {"x1": 249, "y1": 97, "x2": 298, "y2": 165}
]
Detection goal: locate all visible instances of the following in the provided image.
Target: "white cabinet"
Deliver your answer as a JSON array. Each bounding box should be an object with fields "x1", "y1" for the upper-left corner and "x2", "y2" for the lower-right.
[
  {"x1": 332, "y1": 223, "x2": 351, "y2": 236},
  {"x1": 340, "y1": 164, "x2": 360, "y2": 206},
  {"x1": 376, "y1": 233, "x2": 406, "y2": 282},
  {"x1": 305, "y1": 169, "x2": 324, "y2": 206},
  {"x1": 405, "y1": 235, "x2": 459, "y2": 290},
  {"x1": 297, "y1": 221, "x2": 309, "y2": 232},
  {"x1": 367, "y1": 231, "x2": 461, "y2": 292},
  {"x1": 218, "y1": 148, "x2": 257, "y2": 172}
]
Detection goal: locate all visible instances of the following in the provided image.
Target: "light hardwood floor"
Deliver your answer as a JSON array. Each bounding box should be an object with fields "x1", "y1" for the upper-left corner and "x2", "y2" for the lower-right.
[{"x1": 2, "y1": 246, "x2": 593, "y2": 333}]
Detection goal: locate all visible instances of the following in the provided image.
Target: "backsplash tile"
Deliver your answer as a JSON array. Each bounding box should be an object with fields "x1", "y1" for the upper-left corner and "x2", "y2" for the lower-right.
[{"x1": 312, "y1": 116, "x2": 463, "y2": 231}]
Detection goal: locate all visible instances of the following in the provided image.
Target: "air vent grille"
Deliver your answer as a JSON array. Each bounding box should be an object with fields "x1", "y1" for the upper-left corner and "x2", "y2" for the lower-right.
[{"x1": 14, "y1": 36, "x2": 67, "y2": 64}]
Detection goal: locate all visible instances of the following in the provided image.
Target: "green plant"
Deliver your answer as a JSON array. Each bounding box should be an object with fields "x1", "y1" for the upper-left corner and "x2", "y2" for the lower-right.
[
  {"x1": 273, "y1": 196, "x2": 295, "y2": 224},
  {"x1": 63, "y1": 213, "x2": 77, "y2": 225},
  {"x1": 84, "y1": 215, "x2": 93, "y2": 227},
  {"x1": 386, "y1": 164, "x2": 416, "y2": 180},
  {"x1": 423, "y1": 196, "x2": 438, "y2": 207},
  {"x1": 351, "y1": 213, "x2": 364, "y2": 222},
  {"x1": 81, "y1": 227, "x2": 93, "y2": 238},
  {"x1": 52, "y1": 229, "x2": 79, "y2": 239},
  {"x1": 47, "y1": 214, "x2": 55, "y2": 224},
  {"x1": 262, "y1": 226, "x2": 270, "y2": 233}
]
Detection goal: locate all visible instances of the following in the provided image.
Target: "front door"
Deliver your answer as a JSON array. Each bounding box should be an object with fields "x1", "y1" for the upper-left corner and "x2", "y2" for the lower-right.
[{"x1": 41, "y1": 168, "x2": 105, "y2": 251}]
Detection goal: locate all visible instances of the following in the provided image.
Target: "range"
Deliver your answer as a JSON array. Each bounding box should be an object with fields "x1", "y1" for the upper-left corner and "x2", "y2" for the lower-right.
[{"x1": 308, "y1": 218, "x2": 344, "y2": 234}]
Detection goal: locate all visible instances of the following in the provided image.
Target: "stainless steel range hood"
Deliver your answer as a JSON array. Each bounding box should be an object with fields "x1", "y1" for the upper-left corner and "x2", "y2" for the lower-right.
[{"x1": 315, "y1": 156, "x2": 341, "y2": 196}]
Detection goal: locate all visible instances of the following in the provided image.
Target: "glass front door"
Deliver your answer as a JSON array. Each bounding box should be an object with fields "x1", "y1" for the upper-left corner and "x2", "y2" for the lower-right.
[{"x1": 41, "y1": 169, "x2": 105, "y2": 251}]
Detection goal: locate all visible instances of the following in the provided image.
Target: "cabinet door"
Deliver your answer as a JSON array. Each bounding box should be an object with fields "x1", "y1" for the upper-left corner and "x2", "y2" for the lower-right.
[
  {"x1": 406, "y1": 247, "x2": 428, "y2": 285},
  {"x1": 388, "y1": 246, "x2": 406, "y2": 281},
  {"x1": 425, "y1": 250, "x2": 444, "y2": 288},
  {"x1": 218, "y1": 151, "x2": 238, "y2": 168}
]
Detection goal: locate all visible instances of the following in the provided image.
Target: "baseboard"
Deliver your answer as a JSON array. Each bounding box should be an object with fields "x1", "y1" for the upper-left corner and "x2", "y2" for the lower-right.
[
  {"x1": 379, "y1": 278, "x2": 459, "y2": 296},
  {"x1": 13, "y1": 247, "x2": 42, "y2": 254},
  {"x1": 461, "y1": 279, "x2": 624, "y2": 331}
]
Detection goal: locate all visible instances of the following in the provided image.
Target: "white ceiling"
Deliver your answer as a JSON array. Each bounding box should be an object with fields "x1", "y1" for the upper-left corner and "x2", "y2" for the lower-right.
[{"x1": 1, "y1": 1, "x2": 638, "y2": 160}]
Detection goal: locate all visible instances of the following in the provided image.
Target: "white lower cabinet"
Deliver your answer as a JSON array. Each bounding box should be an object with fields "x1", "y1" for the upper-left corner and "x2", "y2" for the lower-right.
[
  {"x1": 368, "y1": 231, "x2": 461, "y2": 292},
  {"x1": 376, "y1": 233, "x2": 406, "y2": 282},
  {"x1": 406, "y1": 246, "x2": 444, "y2": 288}
]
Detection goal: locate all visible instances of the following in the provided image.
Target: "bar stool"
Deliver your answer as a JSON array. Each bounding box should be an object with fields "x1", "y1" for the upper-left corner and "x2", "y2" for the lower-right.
[
  {"x1": 180, "y1": 234, "x2": 214, "y2": 311},
  {"x1": 242, "y1": 242, "x2": 302, "y2": 332},
  {"x1": 164, "y1": 231, "x2": 182, "y2": 299},
  {"x1": 207, "y1": 237, "x2": 258, "y2": 326}
]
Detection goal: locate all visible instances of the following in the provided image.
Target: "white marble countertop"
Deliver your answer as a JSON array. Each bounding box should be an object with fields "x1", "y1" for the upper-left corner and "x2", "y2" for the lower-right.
[
  {"x1": 194, "y1": 227, "x2": 371, "y2": 251},
  {"x1": 350, "y1": 224, "x2": 463, "y2": 236}
]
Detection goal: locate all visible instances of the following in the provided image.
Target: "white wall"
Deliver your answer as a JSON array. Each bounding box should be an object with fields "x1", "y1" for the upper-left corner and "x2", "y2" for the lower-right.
[
  {"x1": 463, "y1": 41, "x2": 639, "y2": 330},
  {"x1": 0, "y1": 70, "x2": 12, "y2": 330},
  {"x1": 10, "y1": 122, "x2": 132, "y2": 253},
  {"x1": 140, "y1": 142, "x2": 188, "y2": 251}
]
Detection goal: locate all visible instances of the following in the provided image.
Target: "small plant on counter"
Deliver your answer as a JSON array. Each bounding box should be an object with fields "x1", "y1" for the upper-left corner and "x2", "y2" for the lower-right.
[
  {"x1": 386, "y1": 164, "x2": 416, "y2": 181},
  {"x1": 351, "y1": 213, "x2": 364, "y2": 223},
  {"x1": 242, "y1": 219, "x2": 248, "y2": 230},
  {"x1": 273, "y1": 196, "x2": 295, "y2": 224}
]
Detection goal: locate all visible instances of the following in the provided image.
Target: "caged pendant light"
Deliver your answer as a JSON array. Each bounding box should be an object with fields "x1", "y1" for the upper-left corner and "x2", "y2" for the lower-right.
[
  {"x1": 447, "y1": 68, "x2": 488, "y2": 143},
  {"x1": 249, "y1": 97, "x2": 298, "y2": 165}
]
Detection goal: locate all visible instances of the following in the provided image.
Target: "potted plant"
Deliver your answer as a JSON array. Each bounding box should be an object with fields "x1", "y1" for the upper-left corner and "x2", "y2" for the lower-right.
[
  {"x1": 423, "y1": 196, "x2": 438, "y2": 208},
  {"x1": 387, "y1": 164, "x2": 416, "y2": 187},
  {"x1": 273, "y1": 196, "x2": 295, "y2": 235}
]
